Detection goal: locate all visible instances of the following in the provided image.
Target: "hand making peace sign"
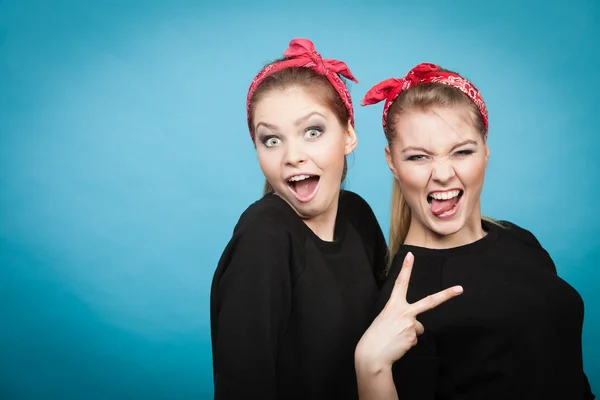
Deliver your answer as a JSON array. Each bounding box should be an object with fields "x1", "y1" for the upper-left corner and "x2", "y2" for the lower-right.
[{"x1": 355, "y1": 251, "x2": 464, "y2": 373}]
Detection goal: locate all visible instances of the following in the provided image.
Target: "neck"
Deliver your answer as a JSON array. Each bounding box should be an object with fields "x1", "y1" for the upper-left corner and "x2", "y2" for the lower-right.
[
  {"x1": 302, "y1": 193, "x2": 340, "y2": 242},
  {"x1": 404, "y1": 206, "x2": 486, "y2": 249}
]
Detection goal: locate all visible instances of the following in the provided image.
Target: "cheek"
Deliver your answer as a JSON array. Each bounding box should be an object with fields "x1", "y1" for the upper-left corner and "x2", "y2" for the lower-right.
[
  {"x1": 256, "y1": 150, "x2": 281, "y2": 179},
  {"x1": 313, "y1": 136, "x2": 346, "y2": 169},
  {"x1": 456, "y1": 157, "x2": 487, "y2": 185},
  {"x1": 396, "y1": 165, "x2": 430, "y2": 210},
  {"x1": 397, "y1": 164, "x2": 429, "y2": 192}
]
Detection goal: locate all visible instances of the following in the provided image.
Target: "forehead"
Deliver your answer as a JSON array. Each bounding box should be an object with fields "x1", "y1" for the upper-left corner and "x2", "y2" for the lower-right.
[
  {"x1": 392, "y1": 107, "x2": 481, "y2": 148},
  {"x1": 253, "y1": 87, "x2": 332, "y2": 125}
]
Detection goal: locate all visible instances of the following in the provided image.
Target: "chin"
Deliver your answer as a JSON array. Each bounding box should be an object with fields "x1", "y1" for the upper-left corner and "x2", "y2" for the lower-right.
[
  {"x1": 301, "y1": 194, "x2": 335, "y2": 216},
  {"x1": 428, "y1": 220, "x2": 465, "y2": 237},
  {"x1": 295, "y1": 205, "x2": 324, "y2": 219},
  {"x1": 275, "y1": 190, "x2": 321, "y2": 218}
]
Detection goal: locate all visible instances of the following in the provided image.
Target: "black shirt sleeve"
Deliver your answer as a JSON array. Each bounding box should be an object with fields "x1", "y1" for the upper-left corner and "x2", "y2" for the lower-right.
[
  {"x1": 503, "y1": 221, "x2": 595, "y2": 399},
  {"x1": 210, "y1": 218, "x2": 292, "y2": 399},
  {"x1": 502, "y1": 220, "x2": 558, "y2": 273},
  {"x1": 584, "y1": 374, "x2": 596, "y2": 399},
  {"x1": 339, "y1": 191, "x2": 388, "y2": 287}
]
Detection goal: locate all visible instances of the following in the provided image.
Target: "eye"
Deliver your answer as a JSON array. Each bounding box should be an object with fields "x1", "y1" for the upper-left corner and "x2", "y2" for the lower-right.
[
  {"x1": 303, "y1": 127, "x2": 323, "y2": 140},
  {"x1": 262, "y1": 136, "x2": 282, "y2": 148},
  {"x1": 453, "y1": 149, "x2": 474, "y2": 157},
  {"x1": 407, "y1": 155, "x2": 428, "y2": 162}
]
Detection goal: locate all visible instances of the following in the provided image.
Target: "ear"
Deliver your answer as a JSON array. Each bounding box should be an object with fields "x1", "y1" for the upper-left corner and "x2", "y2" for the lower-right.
[
  {"x1": 344, "y1": 123, "x2": 358, "y2": 155},
  {"x1": 484, "y1": 143, "x2": 490, "y2": 168},
  {"x1": 385, "y1": 145, "x2": 399, "y2": 180}
]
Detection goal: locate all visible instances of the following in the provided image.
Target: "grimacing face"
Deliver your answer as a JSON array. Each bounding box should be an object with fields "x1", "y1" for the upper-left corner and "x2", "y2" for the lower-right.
[
  {"x1": 253, "y1": 86, "x2": 357, "y2": 224},
  {"x1": 386, "y1": 106, "x2": 489, "y2": 245}
]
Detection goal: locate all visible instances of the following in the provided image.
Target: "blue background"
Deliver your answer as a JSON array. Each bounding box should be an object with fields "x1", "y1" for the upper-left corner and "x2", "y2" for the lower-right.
[{"x1": 1, "y1": 0, "x2": 598, "y2": 398}]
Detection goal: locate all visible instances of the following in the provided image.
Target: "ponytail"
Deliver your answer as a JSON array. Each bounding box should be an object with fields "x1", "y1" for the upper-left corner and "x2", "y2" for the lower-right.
[{"x1": 387, "y1": 178, "x2": 411, "y2": 270}]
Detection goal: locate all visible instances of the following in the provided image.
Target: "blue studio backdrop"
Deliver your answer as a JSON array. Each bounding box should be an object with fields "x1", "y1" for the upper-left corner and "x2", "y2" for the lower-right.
[{"x1": 1, "y1": 0, "x2": 598, "y2": 398}]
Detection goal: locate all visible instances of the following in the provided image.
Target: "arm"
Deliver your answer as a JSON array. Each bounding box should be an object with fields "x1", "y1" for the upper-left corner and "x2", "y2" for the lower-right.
[
  {"x1": 210, "y1": 222, "x2": 291, "y2": 399},
  {"x1": 355, "y1": 363, "x2": 398, "y2": 400},
  {"x1": 504, "y1": 222, "x2": 595, "y2": 398},
  {"x1": 356, "y1": 338, "x2": 441, "y2": 400},
  {"x1": 339, "y1": 191, "x2": 388, "y2": 286}
]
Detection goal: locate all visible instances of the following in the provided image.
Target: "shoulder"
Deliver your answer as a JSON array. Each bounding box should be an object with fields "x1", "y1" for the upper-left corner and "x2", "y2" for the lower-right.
[
  {"x1": 214, "y1": 196, "x2": 296, "y2": 283},
  {"x1": 219, "y1": 195, "x2": 300, "y2": 262},
  {"x1": 493, "y1": 219, "x2": 544, "y2": 250},
  {"x1": 233, "y1": 193, "x2": 297, "y2": 236},
  {"x1": 338, "y1": 190, "x2": 380, "y2": 227},
  {"x1": 339, "y1": 190, "x2": 388, "y2": 283},
  {"x1": 338, "y1": 190, "x2": 386, "y2": 245},
  {"x1": 491, "y1": 219, "x2": 557, "y2": 274},
  {"x1": 339, "y1": 190, "x2": 374, "y2": 214}
]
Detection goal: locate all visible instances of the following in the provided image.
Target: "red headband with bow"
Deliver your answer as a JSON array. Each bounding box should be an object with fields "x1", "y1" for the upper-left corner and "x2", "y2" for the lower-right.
[
  {"x1": 246, "y1": 38, "x2": 358, "y2": 141},
  {"x1": 361, "y1": 63, "x2": 488, "y2": 137}
]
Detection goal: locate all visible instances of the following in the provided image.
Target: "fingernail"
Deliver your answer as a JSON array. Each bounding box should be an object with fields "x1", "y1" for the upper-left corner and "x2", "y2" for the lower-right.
[
  {"x1": 406, "y1": 252, "x2": 414, "y2": 262},
  {"x1": 453, "y1": 286, "x2": 463, "y2": 294}
]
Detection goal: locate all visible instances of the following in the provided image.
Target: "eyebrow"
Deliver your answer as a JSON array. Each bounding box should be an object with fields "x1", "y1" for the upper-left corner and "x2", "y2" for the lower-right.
[
  {"x1": 294, "y1": 111, "x2": 326, "y2": 126},
  {"x1": 402, "y1": 139, "x2": 478, "y2": 153},
  {"x1": 255, "y1": 111, "x2": 327, "y2": 133},
  {"x1": 255, "y1": 121, "x2": 278, "y2": 132}
]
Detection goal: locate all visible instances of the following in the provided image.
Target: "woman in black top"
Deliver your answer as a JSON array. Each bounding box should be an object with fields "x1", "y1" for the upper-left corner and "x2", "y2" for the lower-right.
[
  {"x1": 210, "y1": 40, "x2": 462, "y2": 399},
  {"x1": 356, "y1": 63, "x2": 595, "y2": 399}
]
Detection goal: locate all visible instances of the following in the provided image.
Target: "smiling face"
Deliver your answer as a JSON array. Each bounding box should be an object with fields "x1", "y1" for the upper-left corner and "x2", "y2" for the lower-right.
[
  {"x1": 385, "y1": 106, "x2": 489, "y2": 245},
  {"x1": 253, "y1": 86, "x2": 357, "y2": 224}
]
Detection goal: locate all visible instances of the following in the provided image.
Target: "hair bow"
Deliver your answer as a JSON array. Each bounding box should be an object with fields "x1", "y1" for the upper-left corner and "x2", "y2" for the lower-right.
[
  {"x1": 246, "y1": 38, "x2": 358, "y2": 140},
  {"x1": 361, "y1": 63, "x2": 488, "y2": 135}
]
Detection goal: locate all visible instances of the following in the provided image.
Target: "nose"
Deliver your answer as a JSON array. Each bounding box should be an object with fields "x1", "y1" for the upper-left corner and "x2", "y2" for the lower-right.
[
  {"x1": 431, "y1": 159, "x2": 456, "y2": 184},
  {"x1": 283, "y1": 141, "x2": 307, "y2": 167}
]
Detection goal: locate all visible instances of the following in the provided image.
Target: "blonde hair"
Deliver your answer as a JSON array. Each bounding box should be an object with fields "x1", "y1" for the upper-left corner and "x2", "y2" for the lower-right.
[{"x1": 385, "y1": 70, "x2": 500, "y2": 267}]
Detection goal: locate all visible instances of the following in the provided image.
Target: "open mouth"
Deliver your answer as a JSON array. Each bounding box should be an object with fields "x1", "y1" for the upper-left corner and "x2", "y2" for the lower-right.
[
  {"x1": 287, "y1": 174, "x2": 320, "y2": 203},
  {"x1": 427, "y1": 189, "x2": 463, "y2": 218}
]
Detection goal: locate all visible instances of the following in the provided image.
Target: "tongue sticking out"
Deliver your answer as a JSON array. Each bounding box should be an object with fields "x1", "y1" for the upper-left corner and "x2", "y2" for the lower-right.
[
  {"x1": 431, "y1": 197, "x2": 459, "y2": 216},
  {"x1": 294, "y1": 176, "x2": 319, "y2": 198}
]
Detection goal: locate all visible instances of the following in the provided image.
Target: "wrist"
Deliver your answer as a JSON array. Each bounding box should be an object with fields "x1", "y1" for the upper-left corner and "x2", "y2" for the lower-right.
[{"x1": 355, "y1": 350, "x2": 391, "y2": 376}]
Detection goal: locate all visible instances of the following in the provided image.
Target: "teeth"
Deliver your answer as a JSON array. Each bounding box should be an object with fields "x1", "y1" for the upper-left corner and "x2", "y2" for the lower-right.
[
  {"x1": 429, "y1": 190, "x2": 460, "y2": 200},
  {"x1": 288, "y1": 174, "x2": 312, "y2": 182}
]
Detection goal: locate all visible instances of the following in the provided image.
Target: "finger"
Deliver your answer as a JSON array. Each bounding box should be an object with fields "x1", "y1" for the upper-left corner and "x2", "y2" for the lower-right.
[
  {"x1": 415, "y1": 320, "x2": 425, "y2": 336},
  {"x1": 410, "y1": 285, "x2": 463, "y2": 316},
  {"x1": 388, "y1": 252, "x2": 415, "y2": 305}
]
